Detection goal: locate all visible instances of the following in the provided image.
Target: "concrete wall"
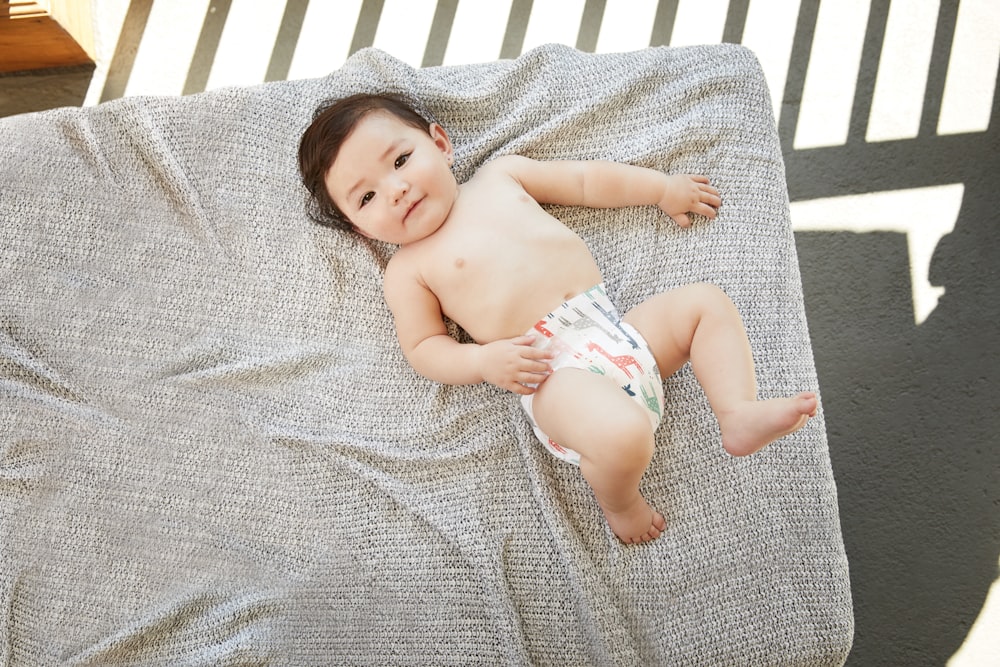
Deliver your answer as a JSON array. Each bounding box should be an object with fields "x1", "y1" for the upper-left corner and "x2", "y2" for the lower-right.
[{"x1": 3, "y1": 1, "x2": 997, "y2": 664}]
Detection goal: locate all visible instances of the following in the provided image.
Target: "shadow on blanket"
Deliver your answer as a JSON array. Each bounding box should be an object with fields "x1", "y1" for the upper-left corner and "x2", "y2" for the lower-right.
[{"x1": 0, "y1": 44, "x2": 852, "y2": 665}]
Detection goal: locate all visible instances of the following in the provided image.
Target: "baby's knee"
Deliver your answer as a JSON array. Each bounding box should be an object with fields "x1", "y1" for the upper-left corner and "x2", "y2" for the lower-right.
[
  {"x1": 595, "y1": 411, "x2": 655, "y2": 471},
  {"x1": 687, "y1": 281, "x2": 729, "y2": 304},
  {"x1": 685, "y1": 282, "x2": 738, "y2": 317}
]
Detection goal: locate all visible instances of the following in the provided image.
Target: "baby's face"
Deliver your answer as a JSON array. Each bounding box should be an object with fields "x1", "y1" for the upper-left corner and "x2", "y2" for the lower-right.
[{"x1": 325, "y1": 112, "x2": 457, "y2": 245}]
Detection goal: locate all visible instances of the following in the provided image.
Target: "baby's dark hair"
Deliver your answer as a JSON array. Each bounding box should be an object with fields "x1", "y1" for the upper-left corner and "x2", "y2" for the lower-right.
[{"x1": 298, "y1": 92, "x2": 433, "y2": 233}]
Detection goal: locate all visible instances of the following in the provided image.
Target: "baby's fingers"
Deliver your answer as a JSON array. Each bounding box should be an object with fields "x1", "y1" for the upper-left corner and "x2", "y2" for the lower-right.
[
  {"x1": 521, "y1": 346, "x2": 556, "y2": 364},
  {"x1": 507, "y1": 382, "x2": 536, "y2": 396},
  {"x1": 699, "y1": 185, "x2": 721, "y2": 207},
  {"x1": 506, "y1": 368, "x2": 550, "y2": 395},
  {"x1": 669, "y1": 213, "x2": 692, "y2": 228},
  {"x1": 694, "y1": 201, "x2": 718, "y2": 220},
  {"x1": 508, "y1": 334, "x2": 538, "y2": 347},
  {"x1": 514, "y1": 354, "x2": 553, "y2": 384}
]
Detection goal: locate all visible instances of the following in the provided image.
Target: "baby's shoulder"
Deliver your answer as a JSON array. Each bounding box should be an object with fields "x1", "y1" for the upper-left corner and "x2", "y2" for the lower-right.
[
  {"x1": 466, "y1": 156, "x2": 535, "y2": 199},
  {"x1": 386, "y1": 243, "x2": 420, "y2": 272},
  {"x1": 383, "y1": 248, "x2": 424, "y2": 295},
  {"x1": 473, "y1": 154, "x2": 531, "y2": 180}
]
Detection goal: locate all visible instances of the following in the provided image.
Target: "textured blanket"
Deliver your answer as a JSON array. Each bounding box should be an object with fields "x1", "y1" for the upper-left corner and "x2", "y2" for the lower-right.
[{"x1": 0, "y1": 44, "x2": 853, "y2": 665}]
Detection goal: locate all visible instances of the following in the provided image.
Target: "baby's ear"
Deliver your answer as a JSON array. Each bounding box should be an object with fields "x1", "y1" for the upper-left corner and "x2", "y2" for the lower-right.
[{"x1": 429, "y1": 123, "x2": 454, "y2": 162}]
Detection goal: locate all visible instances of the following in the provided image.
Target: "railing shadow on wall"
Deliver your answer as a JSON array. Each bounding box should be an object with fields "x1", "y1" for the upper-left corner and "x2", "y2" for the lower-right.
[
  {"x1": 95, "y1": 1, "x2": 999, "y2": 664},
  {"x1": 780, "y1": 3, "x2": 999, "y2": 664}
]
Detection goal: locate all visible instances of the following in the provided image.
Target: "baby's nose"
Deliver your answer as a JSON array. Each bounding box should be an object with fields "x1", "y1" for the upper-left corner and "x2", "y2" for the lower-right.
[{"x1": 390, "y1": 177, "x2": 410, "y2": 203}]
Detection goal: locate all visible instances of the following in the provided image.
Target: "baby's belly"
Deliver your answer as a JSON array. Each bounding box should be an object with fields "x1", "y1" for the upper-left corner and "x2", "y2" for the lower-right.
[
  {"x1": 427, "y1": 219, "x2": 603, "y2": 342},
  {"x1": 447, "y1": 263, "x2": 604, "y2": 343}
]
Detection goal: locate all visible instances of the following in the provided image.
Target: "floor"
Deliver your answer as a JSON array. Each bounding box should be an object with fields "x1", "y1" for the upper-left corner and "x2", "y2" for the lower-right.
[{"x1": 3, "y1": 1, "x2": 999, "y2": 665}]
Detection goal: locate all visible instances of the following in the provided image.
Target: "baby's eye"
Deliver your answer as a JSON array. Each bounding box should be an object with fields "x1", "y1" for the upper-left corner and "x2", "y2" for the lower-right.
[
  {"x1": 360, "y1": 192, "x2": 374, "y2": 208},
  {"x1": 394, "y1": 153, "x2": 410, "y2": 169}
]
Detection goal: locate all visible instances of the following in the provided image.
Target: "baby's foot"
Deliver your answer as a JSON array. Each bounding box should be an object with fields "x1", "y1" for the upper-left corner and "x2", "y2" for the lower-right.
[
  {"x1": 598, "y1": 495, "x2": 666, "y2": 544},
  {"x1": 718, "y1": 392, "x2": 818, "y2": 457}
]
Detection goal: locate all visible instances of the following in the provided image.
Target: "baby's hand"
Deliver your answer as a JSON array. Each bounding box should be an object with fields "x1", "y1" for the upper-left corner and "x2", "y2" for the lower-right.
[
  {"x1": 658, "y1": 174, "x2": 721, "y2": 228},
  {"x1": 477, "y1": 335, "x2": 554, "y2": 395}
]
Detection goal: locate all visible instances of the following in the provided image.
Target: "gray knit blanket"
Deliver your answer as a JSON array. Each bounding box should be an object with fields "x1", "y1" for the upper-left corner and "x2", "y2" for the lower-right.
[{"x1": 0, "y1": 44, "x2": 853, "y2": 665}]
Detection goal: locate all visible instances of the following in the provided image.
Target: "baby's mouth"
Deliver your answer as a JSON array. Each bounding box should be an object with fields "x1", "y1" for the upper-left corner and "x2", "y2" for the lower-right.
[{"x1": 403, "y1": 198, "x2": 422, "y2": 223}]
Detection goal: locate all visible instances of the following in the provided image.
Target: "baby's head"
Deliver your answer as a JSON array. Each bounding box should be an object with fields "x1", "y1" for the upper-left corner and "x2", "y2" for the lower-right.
[{"x1": 299, "y1": 93, "x2": 435, "y2": 233}]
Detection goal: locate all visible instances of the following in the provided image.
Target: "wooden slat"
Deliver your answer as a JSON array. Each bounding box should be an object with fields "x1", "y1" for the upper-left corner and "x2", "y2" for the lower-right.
[{"x1": 4, "y1": 2, "x2": 47, "y2": 19}]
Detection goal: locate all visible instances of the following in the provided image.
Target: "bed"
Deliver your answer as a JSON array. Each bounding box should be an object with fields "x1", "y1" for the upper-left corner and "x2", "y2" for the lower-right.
[{"x1": 0, "y1": 43, "x2": 853, "y2": 665}]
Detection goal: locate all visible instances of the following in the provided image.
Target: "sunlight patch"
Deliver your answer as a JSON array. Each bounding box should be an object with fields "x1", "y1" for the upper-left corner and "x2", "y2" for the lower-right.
[
  {"x1": 793, "y1": 0, "x2": 871, "y2": 149},
  {"x1": 866, "y1": 0, "x2": 938, "y2": 142},
  {"x1": 791, "y1": 184, "x2": 964, "y2": 325},
  {"x1": 938, "y1": 0, "x2": 1000, "y2": 136},
  {"x1": 948, "y1": 554, "x2": 1000, "y2": 666},
  {"x1": 372, "y1": 0, "x2": 437, "y2": 68}
]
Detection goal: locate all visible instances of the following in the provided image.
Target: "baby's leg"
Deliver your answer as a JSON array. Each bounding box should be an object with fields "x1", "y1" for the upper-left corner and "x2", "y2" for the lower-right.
[
  {"x1": 623, "y1": 283, "x2": 817, "y2": 457},
  {"x1": 530, "y1": 368, "x2": 665, "y2": 543}
]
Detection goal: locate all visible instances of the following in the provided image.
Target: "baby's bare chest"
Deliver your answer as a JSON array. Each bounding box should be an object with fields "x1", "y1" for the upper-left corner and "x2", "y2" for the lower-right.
[
  {"x1": 414, "y1": 194, "x2": 601, "y2": 341},
  {"x1": 429, "y1": 195, "x2": 584, "y2": 283}
]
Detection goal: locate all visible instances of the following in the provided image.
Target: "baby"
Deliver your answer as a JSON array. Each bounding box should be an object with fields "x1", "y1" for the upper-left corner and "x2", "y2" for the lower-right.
[{"x1": 299, "y1": 93, "x2": 817, "y2": 544}]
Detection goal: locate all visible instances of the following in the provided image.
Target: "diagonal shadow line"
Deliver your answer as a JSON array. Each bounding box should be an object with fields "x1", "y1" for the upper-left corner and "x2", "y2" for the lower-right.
[
  {"x1": 422, "y1": 0, "x2": 458, "y2": 67},
  {"x1": 847, "y1": 0, "x2": 890, "y2": 144},
  {"x1": 777, "y1": 0, "x2": 820, "y2": 151},
  {"x1": 99, "y1": 0, "x2": 154, "y2": 103},
  {"x1": 266, "y1": 0, "x2": 310, "y2": 82},
  {"x1": 994, "y1": 48, "x2": 1000, "y2": 129},
  {"x1": 576, "y1": 0, "x2": 606, "y2": 52},
  {"x1": 722, "y1": 0, "x2": 749, "y2": 45},
  {"x1": 500, "y1": 0, "x2": 534, "y2": 60},
  {"x1": 350, "y1": 0, "x2": 384, "y2": 57},
  {"x1": 182, "y1": 0, "x2": 232, "y2": 95},
  {"x1": 920, "y1": 0, "x2": 959, "y2": 137},
  {"x1": 649, "y1": 0, "x2": 678, "y2": 47}
]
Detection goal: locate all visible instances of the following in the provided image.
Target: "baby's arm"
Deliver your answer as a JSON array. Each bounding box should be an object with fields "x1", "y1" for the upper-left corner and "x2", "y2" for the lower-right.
[
  {"x1": 383, "y1": 258, "x2": 552, "y2": 394},
  {"x1": 494, "y1": 155, "x2": 721, "y2": 227}
]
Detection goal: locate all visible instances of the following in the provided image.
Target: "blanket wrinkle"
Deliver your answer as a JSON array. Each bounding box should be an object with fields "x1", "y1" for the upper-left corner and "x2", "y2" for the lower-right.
[
  {"x1": 162, "y1": 344, "x2": 337, "y2": 386},
  {"x1": 117, "y1": 99, "x2": 212, "y2": 221},
  {"x1": 0, "y1": 329, "x2": 84, "y2": 406},
  {"x1": 495, "y1": 533, "x2": 580, "y2": 662},
  {"x1": 500, "y1": 527, "x2": 644, "y2": 667},
  {"x1": 275, "y1": 424, "x2": 498, "y2": 467},
  {"x1": 0, "y1": 438, "x2": 44, "y2": 494},
  {"x1": 322, "y1": 440, "x2": 498, "y2": 538},
  {"x1": 2, "y1": 572, "x2": 33, "y2": 664},
  {"x1": 51, "y1": 112, "x2": 123, "y2": 193},
  {"x1": 0, "y1": 335, "x2": 131, "y2": 439},
  {"x1": 64, "y1": 589, "x2": 281, "y2": 666}
]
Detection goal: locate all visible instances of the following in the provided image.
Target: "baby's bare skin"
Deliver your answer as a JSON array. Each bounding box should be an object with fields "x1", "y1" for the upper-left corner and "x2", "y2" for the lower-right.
[
  {"x1": 391, "y1": 167, "x2": 604, "y2": 344},
  {"x1": 325, "y1": 111, "x2": 816, "y2": 543}
]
